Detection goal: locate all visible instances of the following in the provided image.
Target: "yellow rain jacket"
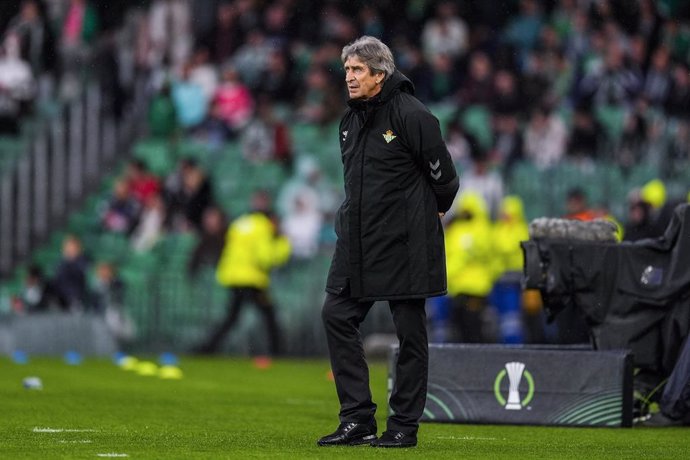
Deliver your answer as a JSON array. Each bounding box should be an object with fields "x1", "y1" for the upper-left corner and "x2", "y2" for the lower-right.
[
  {"x1": 445, "y1": 192, "x2": 496, "y2": 297},
  {"x1": 216, "y1": 212, "x2": 291, "y2": 289},
  {"x1": 493, "y1": 195, "x2": 530, "y2": 274}
]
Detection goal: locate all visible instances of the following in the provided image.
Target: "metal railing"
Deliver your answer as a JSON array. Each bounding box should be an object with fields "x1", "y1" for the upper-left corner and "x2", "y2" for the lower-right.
[{"x1": 0, "y1": 14, "x2": 150, "y2": 279}]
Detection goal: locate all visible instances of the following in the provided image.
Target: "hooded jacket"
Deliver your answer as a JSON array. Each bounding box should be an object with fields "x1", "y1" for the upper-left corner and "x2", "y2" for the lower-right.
[
  {"x1": 445, "y1": 192, "x2": 496, "y2": 297},
  {"x1": 326, "y1": 70, "x2": 459, "y2": 301},
  {"x1": 216, "y1": 212, "x2": 291, "y2": 289}
]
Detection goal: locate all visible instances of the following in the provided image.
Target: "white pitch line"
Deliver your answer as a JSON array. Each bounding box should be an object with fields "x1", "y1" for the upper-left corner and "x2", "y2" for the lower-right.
[
  {"x1": 33, "y1": 427, "x2": 98, "y2": 433},
  {"x1": 435, "y1": 435, "x2": 501, "y2": 441},
  {"x1": 96, "y1": 454, "x2": 129, "y2": 458},
  {"x1": 57, "y1": 440, "x2": 93, "y2": 444}
]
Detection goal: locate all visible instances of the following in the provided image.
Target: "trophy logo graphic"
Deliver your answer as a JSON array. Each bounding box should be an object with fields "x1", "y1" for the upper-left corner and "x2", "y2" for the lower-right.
[
  {"x1": 494, "y1": 362, "x2": 535, "y2": 410},
  {"x1": 505, "y1": 362, "x2": 525, "y2": 410}
]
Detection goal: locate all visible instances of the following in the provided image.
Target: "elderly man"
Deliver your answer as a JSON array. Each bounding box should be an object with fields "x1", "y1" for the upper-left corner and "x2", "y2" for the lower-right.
[{"x1": 318, "y1": 36, "x2": 459, "y2": 448}]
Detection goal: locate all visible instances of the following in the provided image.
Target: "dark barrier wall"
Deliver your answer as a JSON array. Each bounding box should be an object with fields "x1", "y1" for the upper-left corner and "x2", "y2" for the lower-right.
[
  {"x1": 0, "y1": 313, "x2": 117, "y2": 356},
  {"x1": 389, "y1": 344, "x2": 633, "y2": 428}
]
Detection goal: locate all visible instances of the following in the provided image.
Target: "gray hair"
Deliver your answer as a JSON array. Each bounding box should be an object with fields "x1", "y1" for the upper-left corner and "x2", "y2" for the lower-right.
[{"x1": 341, "y1": 36, "x2": 396, "y2": 81}]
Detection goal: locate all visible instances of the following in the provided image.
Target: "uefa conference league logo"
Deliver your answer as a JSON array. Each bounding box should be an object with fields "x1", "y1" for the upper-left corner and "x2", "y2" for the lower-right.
[{"x1": 494, "y1": 362, "x2": 535, "y2": 410}]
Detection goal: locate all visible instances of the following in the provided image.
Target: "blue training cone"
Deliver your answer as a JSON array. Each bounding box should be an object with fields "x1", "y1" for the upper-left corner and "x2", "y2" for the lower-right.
[
  {"x1": 64, "y1": 351, "x2": 83, "y2": 365},
  {"x1": 12, "y1": 350, "x2": 29, "y2": 364},
  {"x1": 159, "y1": 352, "x2": 179, "y2": 366}
]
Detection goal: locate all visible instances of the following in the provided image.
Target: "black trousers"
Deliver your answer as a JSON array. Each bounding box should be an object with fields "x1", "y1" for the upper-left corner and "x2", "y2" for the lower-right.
[
  {"x1": 321, "y1": 293, "x2": 428, "y2": 435},
  {"x1": 201, "y1": 287, "x2": 282, "y2": 355}
]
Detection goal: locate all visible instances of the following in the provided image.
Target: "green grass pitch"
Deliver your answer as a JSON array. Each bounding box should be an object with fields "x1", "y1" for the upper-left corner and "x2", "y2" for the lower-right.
[{"x1": 2, "y1": 356, "x2": 687, "y2": 459}]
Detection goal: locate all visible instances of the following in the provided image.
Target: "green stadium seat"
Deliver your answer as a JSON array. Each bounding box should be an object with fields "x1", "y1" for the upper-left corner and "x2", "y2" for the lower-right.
[{"x1": 132, "y1": 139, "x2": 174, "y2": 176}]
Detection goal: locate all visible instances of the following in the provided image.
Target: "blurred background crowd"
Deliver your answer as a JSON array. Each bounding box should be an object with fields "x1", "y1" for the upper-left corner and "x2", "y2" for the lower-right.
[{"x1": 2, "y1": 0, "x2": 690, "y2": 355}]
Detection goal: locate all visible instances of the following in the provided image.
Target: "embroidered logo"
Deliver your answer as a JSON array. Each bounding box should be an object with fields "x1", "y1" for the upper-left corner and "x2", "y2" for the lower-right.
[
  {"x1": 383, "y1": 129, "x2": 397, "y2": 143},
  {"x1": 429, "y1": 159, "x2": 442, "y2": 180},
  {"x1": 342, "y1": 130, "x2": 348, "y2": 142}
]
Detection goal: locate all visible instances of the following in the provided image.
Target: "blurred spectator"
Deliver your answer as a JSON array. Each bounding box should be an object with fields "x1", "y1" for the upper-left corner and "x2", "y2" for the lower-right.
[
  {"x1": 491, "y1": 113, "x2": 524, "y2": 176},
  {"x1": 167, "y1": 158, "x2": 213, "y2": 231},
  {"x1": 148, "y1": 80, "x2": 178, "y2": 139},
  {"x1": 263, "y1": 0, "x2": 295, "y2": 48},
  {"x1": 564, "y1": 187, "x2": 606, "y2": 221},
  {"x1": 207, "y1": 65, "x2": 253, "y2": 140},
  {"x1": 567, "y1": 105, "x2": 603, "y2": 160},
  {"x1": 231, "y1": 28, "x2": 272, "y2": 89},
  {"x1": 457, "y1": 51, "x2": 494, "y2": 106},
  {"x1": 125, "y1": 159, "x2": 161, "y2": 206},
  {"x1": 521, "y1": 50, "x2": 552, "y2": 111},
  {"x1": 58, "y1": 0, "x2": 99, "y2": 98},
  {"x1": 20, "y1": 265, "x2": 56, "y2": 312},
  {"x1": 196, "y1": 191, "x2": 290, "y2": 356},
  {"x1": 503, "y1": 0, "x2": 543, "y2": 63},
  {"x1": 172, "y1": 61, "x2": 209, "y2": 130},
  {"x1": 257, "y1": 48, "x2": 295, "y2": 103},
  {"x1": 241, "y1": 96, "x2": 292, "y2": 167},
  {"x1": 665, "y1": 62, "x2": 690, "y2": 120},
  {"x1": 60, "y1": 0, "x2": 99, "y2": 49},
  {"x1": 296, "y1": 64, "x2": 340, "y2": 124},
  {"x1": 319, "y1": 3, "x2": 356, "y2": 43},
  {"x1": 0, "y1": 34, "x2": 35, "y2": 134},
  {"x1": 579, "y1": 41, "x2": 641, "y2": 108},
  {"x1": 200, "y1": 1, "x2": 242, "y2": 65},
  {"x1": 427, "y1": 53, "x2": 460, "y2": 103},
  {"x1": 130, "y1": 192, "x2": 166, "y2": 252},
  {"x1": 188, "y1": 206, "x2": 227, "y2": 277},
  {"x1": 493, "y1": 196, "x2": 529, "y2": 275},
  {"x1": 456, "y1": 139, "x2": 505, "y2": 220},
  {"x1": 101, "y1": 179, "x2": 140, "y2": 234},
  {"x1": 421, "y1": 1, "x2": 468, "y2": 62},
  {"x1": 642, "y1": 46, "x2": 672, "y2": 108},
  {"x1": 4, "y1": 0, "x2": 56, "y2": 76},
  {"x1": 52, "y1": 235, "x2": 90, "y2": 311},
  {"x1": 623, "y1": 196, "x2": 656, "y2": 241},
  {"x1": 616, "y1": 108, "x2": 648, "y2": 170},
  {"x1": 163, "y1": 157, "x2": 192, "y2": 229},
  {"x1": 277, "y1": 157, "x2": 325, "y2": 260},
  {"x1": 524, "y1": 105, "x2": 567, "y2": 169},
  {"x1": 492, "y1": 195, "x2": 530, "y2": 344},
  {"x1": 147, "y1": 0, "x2": 192, "y2": 72},
  {"x1": 91, "y1": 261, "x2": 124, "y2": 314},
  {"x1": 492, "y1": 70, "x2": 522, "y2": 116},
  {"x1": 358, "y1": 4, "x2": 384, "y2": 39},
  {"x1": 445, "y1": 192, "x2": 497, "y2": 343},
  {"x1": 445, "y1": 119, "x2": 472, "y2": 168},
  {"x1": 189, "y1": 47, "x2": 218, "y2": 101},
  {"x1": 92, "y1": 261, "x2": 134, "y2": 341},
  {"x1": 636, "y1": 0, "x2": 664, "y2": 53}
]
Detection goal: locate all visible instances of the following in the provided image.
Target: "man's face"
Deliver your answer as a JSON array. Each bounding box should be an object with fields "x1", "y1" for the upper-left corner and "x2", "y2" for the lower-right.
[{"x1": 344, "y1": 56, "x2": 382, "y2": 100}]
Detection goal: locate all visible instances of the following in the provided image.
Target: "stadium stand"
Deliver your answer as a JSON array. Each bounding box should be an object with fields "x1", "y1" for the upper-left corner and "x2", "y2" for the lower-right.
[{"x1": 1, "y1": 0, "x2": 690, "y2": 356}]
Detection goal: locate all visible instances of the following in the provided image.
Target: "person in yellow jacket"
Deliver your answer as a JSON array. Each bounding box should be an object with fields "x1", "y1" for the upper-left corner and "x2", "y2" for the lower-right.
[
  {"x1": 196, "y1": 194, "x2": 290, "y2": 355},
  {"x1": 492, "y1": 195, "x2": 532, "y2": 343},
  {"x1": 445, "y1": 191, "x2": 496, "y2": 342}
]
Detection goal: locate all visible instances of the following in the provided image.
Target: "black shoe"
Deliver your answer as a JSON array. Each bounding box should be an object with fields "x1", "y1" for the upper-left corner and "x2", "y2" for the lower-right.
[
  {"x1": 317, "y1": 422, "x2": 377, "y2": 446},
  {"x1": 370, "y1": 430, "x2": 417, "y2": 448}
]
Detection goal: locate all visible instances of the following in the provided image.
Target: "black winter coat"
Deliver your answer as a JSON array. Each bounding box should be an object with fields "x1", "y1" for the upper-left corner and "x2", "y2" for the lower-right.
[{"x1": 326, "y1": 71, "x2": 459, "y2": 301}]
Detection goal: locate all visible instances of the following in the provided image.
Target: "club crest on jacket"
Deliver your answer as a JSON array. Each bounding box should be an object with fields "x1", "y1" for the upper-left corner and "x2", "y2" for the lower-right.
[{"x1": 383, "y1": 129, "x2": 397, "y2": 143}]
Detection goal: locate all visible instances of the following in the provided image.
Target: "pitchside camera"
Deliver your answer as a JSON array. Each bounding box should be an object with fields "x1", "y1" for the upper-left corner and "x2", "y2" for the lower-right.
[{"x1": 521, "y1": 205, "x2": 690, "y2": 383}]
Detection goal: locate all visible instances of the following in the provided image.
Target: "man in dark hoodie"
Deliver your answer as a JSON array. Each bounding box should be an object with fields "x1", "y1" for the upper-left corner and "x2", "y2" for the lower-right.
[{"x1": 318, "y1": 36, "x2": 459, "y2": 448}]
